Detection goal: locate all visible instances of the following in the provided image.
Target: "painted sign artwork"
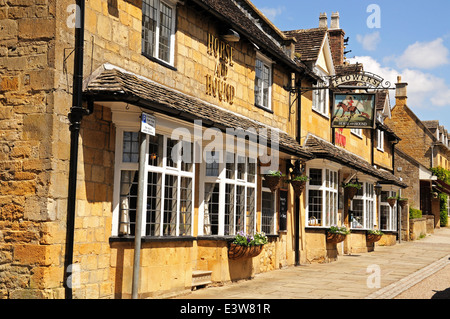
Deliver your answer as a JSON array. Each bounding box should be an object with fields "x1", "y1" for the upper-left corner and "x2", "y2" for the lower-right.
[{"x1": 331, "y1": 93, "x2": 375, "y2": 129}]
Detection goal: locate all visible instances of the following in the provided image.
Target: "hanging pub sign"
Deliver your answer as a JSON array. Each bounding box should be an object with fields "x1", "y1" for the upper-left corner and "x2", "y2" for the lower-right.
[
  {"x1": 329, "y1": 71, "x2": 384, "y2": 88},
  {"x1": 331, "y1": 93, "x2": 376, "y2": 129}
]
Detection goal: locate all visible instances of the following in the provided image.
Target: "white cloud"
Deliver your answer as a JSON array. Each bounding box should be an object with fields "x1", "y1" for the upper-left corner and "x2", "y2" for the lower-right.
[
  {"x1": 396, "y1": 38, "x2": 449, "y2": 69},
  {"x1": 258, "y1": 6, "x2": 285, "y2": 22},
  {"x1": 356, "y1": 32, "x2": 381, "y2": 51},
  {"x1": 348, "y1": 56, "x2": 450, "y2": 109}
]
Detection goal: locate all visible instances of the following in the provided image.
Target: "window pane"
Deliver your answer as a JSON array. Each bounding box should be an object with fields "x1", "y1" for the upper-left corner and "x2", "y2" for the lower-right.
[
  {"x1": 204, "y1": 183, "x2": 219, "y2": 235},
  {"x1": 308, "y1": 189, "x2": 322, "y2": 226},
  {"x1": 163, "y1": 174, "x2": 178, "y2": 236},
  {"x1": 309, "y1": 169, "x2": 322, "y2": 186},
  {"x1": 380, "y1": 205, "x2": 390, "y2": 230},
  {"x1": 158, "y1": 2, "x2": 173, "y2": 62},
  {"x1": 180, "y1": 141, "x2": 193, "y2": 172},
  {"x1": 235, "y1": 185, "x2": 245, "y2": 233},
  {"x1": 247, "y1": 158, "x2": 256, "y2": 183},
  {"x1": 123, "y1": 131, "x2": 139, "y2": 163},
  {"x1": 166, "y1": 138, "x2": 178, "y2": 168},
  {"x1": 237, "y1": 156, "x2": 245, "y2": 180},
  {"x1": 226, "y1": 152, "x2": 235, "y2": 179},
  {"x1": 142, "y1": 0, "x2": 157, "y2": 56},
  {"x1": 262, "y1": 191, "x2": 275, "y2": 234},
  {"x1": 224, "y1": 184, "x2": 235, "y2": 235},
  {"x1": 119, "y1": 170, "x2": 138, "y2": 235},
  {"x1": 179, "y1": 177, "x2": 192, "y2": 236},
  {"x1": 351, "y1": 199, "x2": 364, "y2": 228},
  {"x1": 146, "y1": 171, "x2": 162, "y2": 236},
  {"x1": 246, "y1": 187, "x2": 255, "y2": 234},
  {"x1": 148, "y1": 134, "x2": 163, "y2": 167},
  {"x1": 205, "y1": 151, "x2": 220, "y2": 176}
]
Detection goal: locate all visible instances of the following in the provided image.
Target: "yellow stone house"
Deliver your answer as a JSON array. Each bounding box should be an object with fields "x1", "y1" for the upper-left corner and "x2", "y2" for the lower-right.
[{"x1": 0, "y1": 0, "x2": 407, "y2": 299}]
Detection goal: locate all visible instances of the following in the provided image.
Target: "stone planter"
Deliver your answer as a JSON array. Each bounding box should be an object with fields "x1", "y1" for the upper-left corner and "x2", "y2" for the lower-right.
[
  {"x1": 366, "y1": 233, "x2": 383, "y2": 243},
  {"x1": 263, "y1": 175, "x2": 281, "y2": 193},
  {"x1": 326, "y1": 232, "x2": 346, "y2": 244},
  {"x1": 228, "y1": 243, "x2": 264, "y2": 260}
]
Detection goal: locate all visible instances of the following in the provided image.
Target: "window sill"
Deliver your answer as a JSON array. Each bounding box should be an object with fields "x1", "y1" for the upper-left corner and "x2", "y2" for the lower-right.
[
  {"x1": 109, "y1": 235, "x2": 196, "y2": 243},
  {"x1": 377, "y1": 147, "x2": 385, "y2": 153},
  {"x1": 142, "y1": 52, "x2": 177, "y2": 71},
  {"x1": 255, "y1": 103, "x2": 273, "y2": 114},
  {"x1": 351, "y1": 131, "x2": 363, "y2": 139}
]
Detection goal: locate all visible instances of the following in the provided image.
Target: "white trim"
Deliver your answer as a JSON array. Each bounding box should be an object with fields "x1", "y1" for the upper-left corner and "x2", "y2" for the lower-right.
[{"x1": 254, "y1": 52, "x2": 273, "y2": 110}]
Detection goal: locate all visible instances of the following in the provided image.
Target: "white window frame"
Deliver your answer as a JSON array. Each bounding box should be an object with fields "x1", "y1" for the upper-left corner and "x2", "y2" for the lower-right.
[
  {"x1": 377, "y1": 129, "x2": 384, "y2": 152},
  {"x1": 254, "y1": 52, "x2": 273, "y2": 110},
  {"x1": 312, "y1": 72, "x2": 329, "y2": 117},
  {"x1": 350, "y1": 181, "x2": 376, "y2": 230},
  {"x1": 112, "y1": 127, "x2": 195, "y2": 237},
  {"x1": 142, "y1": 0, "x2": 177, "y2": 66},
  {"x1": 379, "y1": 190, "x2": 398, "y2": 231},
  {"x1": 199, "y1": 151, "x2": 258, "y2": 236},
  {"x1": 351, "y1": 128, "x2": 362, "y2": 138},
  {"x1": 306, "y1": 167, "x2": 339, "y2": 227}
]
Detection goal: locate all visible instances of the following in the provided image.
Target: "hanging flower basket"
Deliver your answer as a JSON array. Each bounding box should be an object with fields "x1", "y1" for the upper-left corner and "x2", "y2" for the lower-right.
[
  {"x1": 228, "y1": 243, "x2": 264, "y2": 260},
  {"x1": 264, "y1": 175, "x2": 282, "y2": 193},
  {"x1": 326, "y1": 232, "x2": 347, "y2": 244},
  {"x1": 387, "y1": 197, "x2": 397, "y2": 208},
  {"x1": 228, "y1": 232, "x2": 267, "y2": 260},
  {"x1": 326, "y1": 225, "x2": 350, "y2": 244},
  {"x1": 287, "y1": 175, "x2": 309, "y2": 197},
  {"x1": 343, "y1": 182, "x2": 361, "y2": 200},
  {"x1": 366, "y1": 230, "x2": 384, "y2": 243},
  {"x1": 398, "y1": 198, "x2": 408, "y2": 208}
]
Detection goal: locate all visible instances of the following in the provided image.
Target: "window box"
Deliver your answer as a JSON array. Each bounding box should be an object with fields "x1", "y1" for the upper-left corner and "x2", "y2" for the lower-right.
[{"x1": 366, "y1": 229, "x2": 384, "y2": 243}]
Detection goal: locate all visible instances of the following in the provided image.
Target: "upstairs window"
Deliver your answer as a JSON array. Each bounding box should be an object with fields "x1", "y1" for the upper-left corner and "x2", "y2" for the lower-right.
[
  {"x1": 312, "y1": 77, "x2": 329, "y2": 116},
  {"x1": 142, "y1": 0, "x2": 176, "y2": 65},
  {"x1": 254, "y1": 54, "x2": 272, "y2": 110}
]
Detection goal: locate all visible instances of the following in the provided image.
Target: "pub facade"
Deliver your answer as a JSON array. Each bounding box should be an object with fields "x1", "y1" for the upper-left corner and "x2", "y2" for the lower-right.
[{"x1": 0, "y1": 0, "x2": 407, "y2": 299}]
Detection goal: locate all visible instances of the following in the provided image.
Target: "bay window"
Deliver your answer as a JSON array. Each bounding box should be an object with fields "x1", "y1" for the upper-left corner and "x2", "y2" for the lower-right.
[
  {"x1": 380, "y1": 191, "x2": 397, "y2": 231},
  {"x1": 114, "y1": 129, "x2": 194, "y2": 237},
  {"x1": 201, "y1": 152, "x2": 257, "y2": 236},
  {"x1": 306, "y1": 168, "x2": 338, "y2": 227},
  {"x1": 350, "y1": 182, "x2": 375, "y2": 229}
]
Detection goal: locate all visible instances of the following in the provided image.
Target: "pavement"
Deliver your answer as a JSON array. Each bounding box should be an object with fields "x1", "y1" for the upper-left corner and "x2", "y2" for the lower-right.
[{"x1": 173, "y1": 227, "x2": 450, "y2": 299}]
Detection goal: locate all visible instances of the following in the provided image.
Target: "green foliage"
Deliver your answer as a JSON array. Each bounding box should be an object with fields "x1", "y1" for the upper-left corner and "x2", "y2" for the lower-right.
[
  {"x1": 367, "y1": 229, "x2": 384, "y2": 236},
  {"x1": 439, "y1": 193, "x2": 448, "y2": 227},
  {"x1": 264, "y1": 170, "x2": 283, "y2": 177},
  {"x1": 409, "y1": 207, "x2": 422, "y2": 219},
  {"x1": 233, "y1": 231, "x2": 268, "y2": 247},
  {"x1": 431, "y1": 166, "x2": 450, "y2": 184},
  {"x1": 343, "y1": 182, "x2": 362, "y2": 190},
  {"x1": 328, "y1": 225, "x2": 350, "y2": 235},
  {"x1": 288, "y1": 175, "x2": 310, "y2": 182}
]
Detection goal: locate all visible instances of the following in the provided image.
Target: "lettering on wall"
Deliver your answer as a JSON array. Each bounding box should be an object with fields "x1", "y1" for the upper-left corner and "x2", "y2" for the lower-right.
[{"x1": 205, "y1": 33, "x2": 236, "y2": 104}]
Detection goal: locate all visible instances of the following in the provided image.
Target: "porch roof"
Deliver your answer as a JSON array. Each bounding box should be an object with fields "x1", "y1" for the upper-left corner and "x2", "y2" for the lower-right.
[
  {"x1": 82, "y1": 64, "x2": 313, "y2": 160},
  {"x1": 304, "y1": 134, "x2": 408, "y2": 188}
]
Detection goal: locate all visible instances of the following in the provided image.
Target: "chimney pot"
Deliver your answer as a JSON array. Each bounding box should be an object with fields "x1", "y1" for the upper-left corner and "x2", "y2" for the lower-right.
[
  {"x1": 319, "y1": 12, "x2": 328, "y2": 28},
  {"x1": 330, "y1": 12, "x2": 340, "y2": 29}
]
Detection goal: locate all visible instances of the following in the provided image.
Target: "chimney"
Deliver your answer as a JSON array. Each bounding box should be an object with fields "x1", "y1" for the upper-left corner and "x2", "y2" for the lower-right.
[
  {"x1": 319, "y1": 12, "x2": 328, "y2": 28},
  {"x1": 395, "y1": 76, "x2": 408, "y2": 107},
  {"x1": 330, "y1": 12, "x2": 340, "y2": 29},
  {"x1": 327, "y1": 12, "x2": 345, "y2": 66}
]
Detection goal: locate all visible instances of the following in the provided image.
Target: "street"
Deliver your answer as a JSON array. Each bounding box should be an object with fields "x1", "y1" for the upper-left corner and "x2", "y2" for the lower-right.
[{"x1": 172, "y1": 227, "x2": 450, "y2": 299}]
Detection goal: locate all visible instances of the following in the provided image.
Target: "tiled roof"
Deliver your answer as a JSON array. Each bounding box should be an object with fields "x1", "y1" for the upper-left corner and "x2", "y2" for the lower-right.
[
  {"x1": 83, "y1": 64, "x2": 313, "y2": 160},
  {"x1": 283, "y1": 28, "x2": 327, "y2": 62},
  {"x1": 422, "y1": 120, "x2": 439, "y2": 129},
  {"x1": 304, "y1": 134, "x2": 407, "y2": 187}
]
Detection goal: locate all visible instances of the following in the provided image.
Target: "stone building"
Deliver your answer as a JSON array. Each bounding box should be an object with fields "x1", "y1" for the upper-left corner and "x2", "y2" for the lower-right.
[
  {"x1": 385, "y1": 77, "x2": 450, "y2": 231},
  {"x1": 0, "y1": 0, "x2": 408, "y2": 299},
  {"x1": 284, "y1": 13, "x2": 405, "y2": 262}
]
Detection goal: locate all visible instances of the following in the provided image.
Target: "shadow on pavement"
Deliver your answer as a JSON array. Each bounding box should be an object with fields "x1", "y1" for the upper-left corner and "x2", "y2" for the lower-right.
[{"x1": 432, "y1": 288, "x2": 450, "y2": 299}]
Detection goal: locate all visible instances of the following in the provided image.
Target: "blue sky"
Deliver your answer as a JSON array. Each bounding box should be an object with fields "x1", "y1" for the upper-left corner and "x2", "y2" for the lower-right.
[{"x1": 251, "y1": 0, "x2": 450, "y2": 130}]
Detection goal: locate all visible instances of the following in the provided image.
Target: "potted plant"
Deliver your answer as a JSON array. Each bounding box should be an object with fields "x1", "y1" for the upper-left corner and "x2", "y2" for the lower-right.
[
  {"x1": 398, "y1": 197, "x2": 408, "y2": 208},
  {"x1": 287, "y1": 175, "x2": 309, "y2": 196},
  {"x1": 343, "y1": 182, "x2": 362, "y2": 200},
  {"x1": 387, "y1": 196, "x2": 397, "y2": 208},
  {"x1": 366, "y1": 229, "x2": 384, "y2": 243},
  {"x1": 326, "y1": 225, "x2": 350, "y2": 244},
  {"x1": 228, "y1": 231, "x2": 268, "y2": 260},
  {"x1": 263, "y1": 170, "x2": 283, "y2": 193}
]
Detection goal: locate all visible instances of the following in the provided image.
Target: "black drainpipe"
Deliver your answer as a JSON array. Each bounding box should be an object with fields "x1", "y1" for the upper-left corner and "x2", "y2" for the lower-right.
[
  {"x1": 294, "y1": 77, "x2": 302, "y2": 267},
  {"x1": 65, "y1": 0, "x2": 90, "y2": 299}
]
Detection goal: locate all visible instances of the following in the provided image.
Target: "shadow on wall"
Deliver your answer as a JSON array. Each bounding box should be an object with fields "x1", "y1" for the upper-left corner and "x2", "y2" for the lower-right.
[{"x1": 432, "y1": 288, "x2": 450, "y2": 299}]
